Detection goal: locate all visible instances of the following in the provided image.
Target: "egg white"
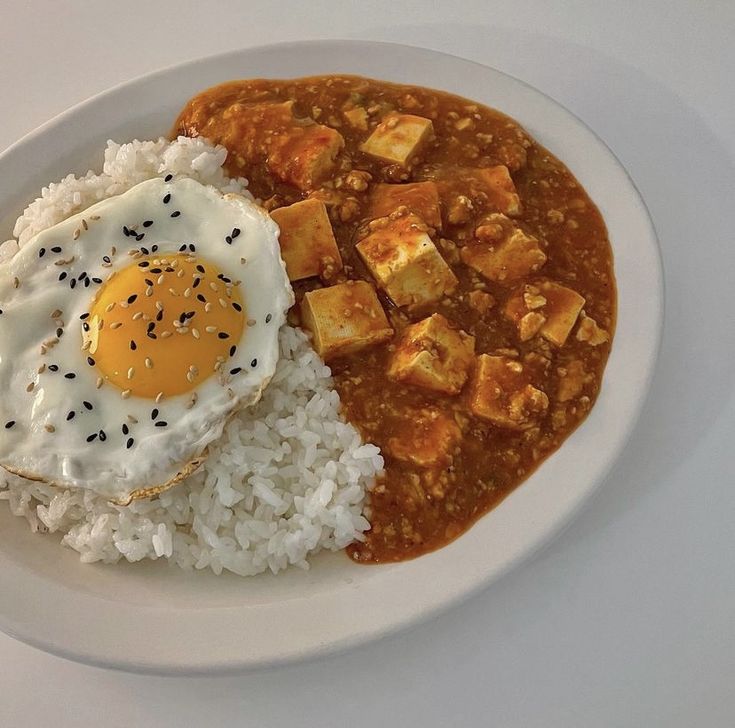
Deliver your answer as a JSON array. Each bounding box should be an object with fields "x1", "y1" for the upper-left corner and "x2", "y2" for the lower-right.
[{"x1": 0, "y1": 177, "x2": 293, "y2": 503}]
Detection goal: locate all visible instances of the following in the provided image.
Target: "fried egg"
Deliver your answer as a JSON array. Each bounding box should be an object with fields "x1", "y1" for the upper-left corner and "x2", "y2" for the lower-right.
[{"x1": 0, "y1": 177, "x2": 293, "y2": 503}]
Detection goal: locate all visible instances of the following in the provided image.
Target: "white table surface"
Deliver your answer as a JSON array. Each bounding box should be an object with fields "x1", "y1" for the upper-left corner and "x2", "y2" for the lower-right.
[{"x1": 1, "y1": 1, "x2": 733, "y2": 725}]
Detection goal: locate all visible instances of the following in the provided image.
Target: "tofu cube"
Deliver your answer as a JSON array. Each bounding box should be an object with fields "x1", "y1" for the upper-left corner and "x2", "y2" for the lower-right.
[
  {"x1": 301, "y1": 281, "x2": 394, "y2": 360},
  {"x1": 270, "y1": 199, "x2": 343, "y2": 282},
  {"x1": 387, "y1": 313, "x2": 475, "y2": 394},
  {"x1": 359, "y1": 114, "x2": 434, "y2": 166},
  {"x1": 387, "y1": 409, "x2": 461, "y2": 467},
  {"x1": 439, "y1": 165, "x2": 521, "y2": 217},
  {"x1": 461, "y1": 213, "x2": 546, "y2": 284},
  {"x1": 505, "y1": 281, "x2": 585, "y2": 346},
  {"x1": 368, "y1": 182, "x2": 442, "y2": 229},
  {"x1": 475, "y1": 166, "x2": 522, "y2": 216},
  {"x1": 468, "y1": 355, "x2": 549, "y2": 429},
  {"x1": 269, "y1": 122, "x2": 345, "y2": 191},
  {"x1": 356, "y1": 212, "x2": 458, "y2": 307}
]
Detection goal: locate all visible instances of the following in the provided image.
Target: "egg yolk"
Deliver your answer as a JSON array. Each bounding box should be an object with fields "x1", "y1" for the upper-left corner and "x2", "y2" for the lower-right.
[{"x1": 85, "y1": 253, "x2": 245, "y2": 399}]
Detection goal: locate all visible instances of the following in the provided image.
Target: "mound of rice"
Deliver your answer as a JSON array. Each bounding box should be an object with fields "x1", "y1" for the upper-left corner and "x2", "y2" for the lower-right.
[{"x1": 0, "y1": 137, "x2": 382, "y2": 576}]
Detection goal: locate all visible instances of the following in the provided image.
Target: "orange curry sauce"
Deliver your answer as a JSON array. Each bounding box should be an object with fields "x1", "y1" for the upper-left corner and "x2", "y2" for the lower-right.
[{"x1": 174, "y1": 75, "x2": 616, "y2": 563}]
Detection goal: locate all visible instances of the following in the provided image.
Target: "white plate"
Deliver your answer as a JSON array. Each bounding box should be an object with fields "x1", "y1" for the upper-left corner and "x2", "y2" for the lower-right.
[{"x1": 0, "y1": 40, "x2": 663, "y2": 675}]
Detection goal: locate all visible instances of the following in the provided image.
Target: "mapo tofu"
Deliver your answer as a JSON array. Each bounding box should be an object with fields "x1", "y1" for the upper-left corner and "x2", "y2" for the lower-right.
[{"x1": 175, "y1": 74, "x2": 615, "y2": 563}]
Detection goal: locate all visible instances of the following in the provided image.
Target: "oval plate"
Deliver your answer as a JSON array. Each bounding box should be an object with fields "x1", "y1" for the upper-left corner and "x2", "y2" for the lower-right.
[{"x1": 0, "y1": 40, "x2": 663, "y2": 675}]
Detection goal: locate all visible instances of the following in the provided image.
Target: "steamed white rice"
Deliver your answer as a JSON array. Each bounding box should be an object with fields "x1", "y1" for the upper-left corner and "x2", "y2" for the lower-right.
[{"x1": 0, "y1": 137, "x2": 382, "y2": 576}]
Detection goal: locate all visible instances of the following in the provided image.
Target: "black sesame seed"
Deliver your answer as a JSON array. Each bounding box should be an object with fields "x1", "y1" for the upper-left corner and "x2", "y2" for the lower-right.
[
  {"x1": 70, "y1": 278, "x2": 76, "y2": 289},
  {"x1": 103, "y1": 255, "x2": 111, "y2": 264},
  {"x1": 51, "y1": 246, "x2": 62, "y2": 253},
  {"x1": 231, "y1": 228, "x2": 241, "y2": 238},
  {"x1": 150, "y1": 267, "x2": 162, "y2": 274},
  {"x1": 154, "y1": 421, "x2": 168, "y2": 428},
  {"x1": 39, "y1": 248, "x2": 46, "y2": 258},
  {"x1": 48, "y1": 365, "x2": 59, "y2": 372},
  {"x1": 83, "y1": 322, "x2": 90, "y2": 332},
  {"x1": 4, "y1": 420, "x2": 15, "y2": 429},
  {"x1": 170, "y1": 210, "x2": 181, "y2": 218},
  {"x1": 136, "y1": 234, "x2": 145, "y2": 242},
  {"x1": 230, "y1": 367, "x2": 242, "y2": 375},
  {"x1": 152, "y1": 245, "x2": 159, "y2": 253},
  {"x1": 123, "y1": 225, "x2": 131, "y2": 236},
  {"x1": 83, "y1": 401, "x2": 93, "y2": 411},
  {"x1": 56, "y1": 327, "x2": 64, "y2": 338},
  {"x1": 164, "y1": 174, "x2": 173, "y2": 182},
  {"x1": 138, "y1": 261, "x2": 150, "y2": 268},
  {"x1": 122, "y1": 423, "x2": 129, "y2": 435},
  {"x1": 140, "y1": 247, "x2": 149, "y2": 256},
  {"x1": 265, "y1": 313, "x2": 272, "y2": 324},
  {"x1": 58, "y1": 272, "x2": 68, "y2": 281},
  {"x1": 127, "y1": 294, "x2": 138, "y2": 304},
  {"x1": 98, "y1": 430, "x2": 107, "y2": 442},
  {"x1": 232, "y1": 302, "x2": 242, "y2": 312},
  {"x1": 86, "y1": 433, "x2": 97, "y2": 443},
  {"x1": 130, "y1": 340, "x2": 137, "y2": 351},
  {"x1": 218, "y1": 332, "x2": 230, "y2": 340},
  {"x1": 196, "y1": 294, "x2": 206, "y2": 303},
  {"x1": 87, "y1": 357, "x2": 95, "y2": 366},
  {"x1": 155, "y1": 310, "x2": 164, "y2": 322},
  {"x1": 193, "y1": 278, "x2": 201, "y2": 289},
  {"x1": 185, "y1": 310, "x2": 195, "y2": 320},
  {"x1": 163, "y1": 193, "x2": 171, "y2": 204},
  {"x1": 188, "y1": 244, "x2": 196, "y2": 252},
  {"x1": 0, "y1": 310, "x2": 3, "y2": 315},
  {"x1": 66, "y1": 411, "x2": 75, "y2": 421},
  {"x1": 143, "y1": 220, "x2": 153, "y2": 228},
  {"x1": 126, "y1": 437, "x2": 134, "y2": 449},
  {"x1": 178, "y1": 312, "x2": 186, "y2": 323},
  {"x1": 229, "y1": 345, "x2": 237, "y2": 357},
  {"x1": 251, "y1": 358, "x2": 258, "y2": 367},
  {"x1": 147, "y1": 322, "x2": 155, "y2": 333},
  {"x1": 84, "y1": 278, "x2": 90, "y2": 288},
  {"x1": 196, "y1": 265, "x2": 205, "y2": 274},
  {"x1": 64, "y1": 373, "x2": 76, "y2": 379},
  {"x1": 79, "y1": 312, "x2": 90, "y2": 320},
  {"x1": 144, "y1": 278, "x2": 154, "y2": 287},
  {"x1": 147, "y1": 332, "x2": 157, "y2": 340},
  {"x1": 165, "y1": 267, "x2": 174, "y2": 273},
  {"x1": 92, "y1": 277, "x2": 102, "y2": 285},
  {"x1": 79, "y1": 271, "x2": 87, "y2": 281},
  {"x1": 225, "y1": 235, "x2": 232, "y2": 244},
  {"x1": 151, "y1": 408, "x2": 159, "y2": 420}
]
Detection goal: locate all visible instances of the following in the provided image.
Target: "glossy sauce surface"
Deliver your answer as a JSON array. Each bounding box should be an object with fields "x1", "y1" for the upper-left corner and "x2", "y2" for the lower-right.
[{"x1": 175, "y1": 75, "x2": 616, "y2": 563}]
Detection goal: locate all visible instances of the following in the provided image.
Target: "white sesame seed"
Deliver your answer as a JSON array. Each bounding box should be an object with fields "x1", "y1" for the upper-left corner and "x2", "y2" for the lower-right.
[
  {"x1": 168, "y1": 288, "x2": 179, "y2": 296},
  {"x1": 37, "y1": 364, "x2": 46, "y2": 374},
  {"x1": 157, "y1": 275, "x2": 165, "y2": 285},
  {"x1": 13, "y1": 277, "x2": 20, "y2": 289},
  {"x1": 132, "y1": 312, "x2": 144, "y2": 321},
  {"x1": 155, "y1": 392, "x2": 164, "y2": 403},
  {"x1": 225, "y1": 288, "x2": 232, "y2": 298},
  {"x1": 73, "y1": 228, "x2": 80, "y2": 240},
  {"x1": 218, "y1": 298, "x2": 227, "y2": 308},
  {"x1": 45, "y1": 424, "x2": 56, "y2": 433},
  {"x1": 184, "y1": 288, "x2": 192, "y2": 298},
  {"x1": 176, "y1": 327, "x2": 189, "y2": 334},
  {"x1": 209, "y1": 282, "x2": 218, "y2": 291},
  {"x1": 127, "y1": 414, "x2": 138, "y2": 423},
  {"x1": 90, "y1": 215, "x2": 100, "y2": 221},
  {"x1": 205, "y1": 326, "x2": 217, "y2": 333},
  {"x1": 26, "y1": 381, "x2": 35, "y2": 392},
  {"x1": 50, "y1": 309, "x2": 63, "y2": 319},
  {"x1": 191, "y1": 328, "x2": 200, "y2": 339},
  {"x1": 247, "y1": 319, "x2": 256, "y2": 327},
  {"x1": 204, "y1": 302, "x2": 213, "y2": 313},
  {"x1": 127, "y1": 367, "x2": 135, "y2": 380},
  {"x1": 145, "y1": 357, "x2": 153, "y2": 369},
  {"x1": 177, "y1": 269, "x2": 185, "y2": 279},
  {"x1": 160, "y1": 331, "x2": 172, "y2": 338},
  {"x1": 155, "y1": 301, "x2": 163, "y2": 311},
  {"x1": 121, "y1": 389, "x2": 131, "y2": 399},
  {"x1": 96, "y1": 377, "x2": 103, "y2": 389},
  {"x1": 105, "y1": 302, "x2": 116, "y2": 312},
  {"x1": 120, "y1": 301, "x2": 129, "y2": 309},
  {"x1": 82, "y1": 219, "x2": 88, "y2": 231},
  {"x1": 173, "y1": 320, "x2": 182, "y2": 328},
  {"x1": 145, "y1": 287, "x2": 153, "y2": 297},
  {"x1": 110, "y1": 322, "x2": 123, "y2": 330},
  {"x1": 186, "y1": 371, "x2": 195, "y2": 383},
  {"x1": 81, "y1": 340, "x2": 91, "y2": 351}
]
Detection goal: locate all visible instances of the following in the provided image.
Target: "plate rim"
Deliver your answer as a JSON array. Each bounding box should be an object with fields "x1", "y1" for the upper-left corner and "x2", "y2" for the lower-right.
[{"x1": 0, "y1": 39, "x2": 664, "y2": 675}]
